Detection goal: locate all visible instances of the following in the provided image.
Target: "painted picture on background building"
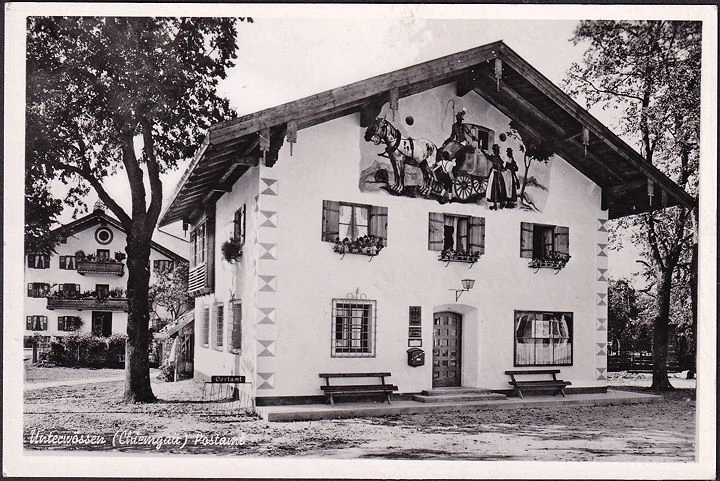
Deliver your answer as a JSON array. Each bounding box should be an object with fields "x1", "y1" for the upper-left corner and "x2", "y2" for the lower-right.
[{"x1": 359, "y1": 84, "x2": 553, "y2": 211}]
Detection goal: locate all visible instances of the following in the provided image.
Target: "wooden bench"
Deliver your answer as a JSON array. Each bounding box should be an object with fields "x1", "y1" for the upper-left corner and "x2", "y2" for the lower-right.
[
  {"x1": 505, "y1": 369, "x2": 571, "y2": 399},
  {"x1": 319, "y1": 372, "x2": 398, "y2": 406}
]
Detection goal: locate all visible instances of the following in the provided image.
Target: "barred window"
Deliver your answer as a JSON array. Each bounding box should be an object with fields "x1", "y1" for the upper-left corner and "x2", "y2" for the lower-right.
[
  {"x1": 215, "y1": 304, "x2": 224, "y2": 349},
  {"x1": 514, "y1": 311, "x2": 573, "y2": 366},
  {"x1": 331, "y1": 298, "x2": 376, "y2": 357},
  {"x1": 230, "y1": 300, "x2": 242, "y2": 354},
  {"x1": 59, "y1": 256, "x2": 77, "y2": 270},
  {"x1": 27, "y1": 283, "x2": 50, "y2": 298},
  {"x1": 26, "y1": 315, "x2": 48, "y2": 331},
  {"x1": 201, "y1": 306, "x2": 210, "y2": 346}
]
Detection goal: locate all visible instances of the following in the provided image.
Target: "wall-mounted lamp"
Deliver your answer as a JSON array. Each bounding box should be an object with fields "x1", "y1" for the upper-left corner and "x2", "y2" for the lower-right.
[{"x1": 451, "y1": 278, "x2": 475, "y2": 302}]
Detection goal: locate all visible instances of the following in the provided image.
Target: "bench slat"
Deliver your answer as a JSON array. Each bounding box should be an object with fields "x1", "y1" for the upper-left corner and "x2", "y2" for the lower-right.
[
  {"x1": 505, "y1": 369, "x2": 561, "y2": 375},
  {"x1": 510, "y1": 380, "x2": 572, "y2": 386},
  {"x1": 319, "y1": 372, "x2": 391, "y2": 378},
  {"x1": 321, "y1": 384, "x2": 398, "y2": 392}
]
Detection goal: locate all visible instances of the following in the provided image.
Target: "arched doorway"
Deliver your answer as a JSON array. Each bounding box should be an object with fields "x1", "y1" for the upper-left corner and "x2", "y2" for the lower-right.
[{"x1": 433, "y1": 311, "x2": 462, "y2": 387}]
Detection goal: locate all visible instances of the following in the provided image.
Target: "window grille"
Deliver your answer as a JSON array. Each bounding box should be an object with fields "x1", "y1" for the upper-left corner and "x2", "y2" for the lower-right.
[
  {"x1": 230, "y1": 300, "x2": 242, "y2": 353},
  {"x1": 514, "y1": 311, "x2": 573, "y2": 366},
  {"x1": 331, "y1": 296, "x2": 376, "y2": 357},
  {"x1": 215, "y1": 304, "x2": 224, "y2": 348},
  {"x1": 201, "y1": 306, "x2": 210, "y2": 346}
]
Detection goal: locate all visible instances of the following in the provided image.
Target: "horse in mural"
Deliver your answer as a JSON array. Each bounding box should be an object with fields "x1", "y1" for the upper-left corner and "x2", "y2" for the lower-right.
[{"x1": 364, "y1": 117, "x2": 445, "y2": 196}]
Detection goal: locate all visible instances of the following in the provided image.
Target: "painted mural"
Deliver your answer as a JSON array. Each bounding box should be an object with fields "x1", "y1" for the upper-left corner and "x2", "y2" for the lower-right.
[{"x1": 359, "y1": 86, "x2": 553, "y2": 211}]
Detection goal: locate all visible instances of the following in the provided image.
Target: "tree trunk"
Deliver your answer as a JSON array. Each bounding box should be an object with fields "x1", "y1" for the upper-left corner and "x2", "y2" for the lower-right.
[
  {"x1": 650, "y1": 266, "x2": 674, "y2": 391},
  {"x1": 688, "y1": 242, "x2": 697, "y2": 378},
  {"x1": 123, "y1": 235, "x2": 156, "y2": 403}
]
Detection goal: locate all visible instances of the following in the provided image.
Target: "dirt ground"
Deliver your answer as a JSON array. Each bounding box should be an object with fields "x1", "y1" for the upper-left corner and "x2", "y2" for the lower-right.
[
  {"x1": 24, "y1": 366, "x2": 126, "y2": 384},
  {"x1": 23, "y1": 368, "x2": 696, "y2": 461}
]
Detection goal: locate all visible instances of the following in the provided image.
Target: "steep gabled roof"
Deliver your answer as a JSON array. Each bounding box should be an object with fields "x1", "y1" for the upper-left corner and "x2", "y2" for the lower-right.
[
  {"x1": 55, "y1": 209, "x2": 187, "y2": 262},
  {"x1": 159, "y1": 40, "x2": 694, "y2": 226}
]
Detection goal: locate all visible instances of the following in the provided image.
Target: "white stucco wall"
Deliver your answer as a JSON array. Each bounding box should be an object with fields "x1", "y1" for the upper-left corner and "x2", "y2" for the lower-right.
[
  {"x1": 199, "y1": 82, "x2": 608, "y2": 401},
  {"x1": 192, "y1": 166, "x2": 260, "y2": 406},
  {"x1": 24, "y1": 219, "x2": 185, "y2": 340}
]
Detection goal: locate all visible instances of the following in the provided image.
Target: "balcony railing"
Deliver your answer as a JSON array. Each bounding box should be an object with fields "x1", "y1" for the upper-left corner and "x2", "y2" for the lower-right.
[
  {"x1": 77, "y1": 260, "x2": 125, "y2": 276},
  {"x1": 47, "y1": 297, "x2": 128, "y2": 312}
]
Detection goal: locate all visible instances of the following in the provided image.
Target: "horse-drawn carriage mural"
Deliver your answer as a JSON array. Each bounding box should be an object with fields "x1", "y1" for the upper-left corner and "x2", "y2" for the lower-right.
[{"x1": 359, "y1": 91, "x2": 553, "y2": 211}]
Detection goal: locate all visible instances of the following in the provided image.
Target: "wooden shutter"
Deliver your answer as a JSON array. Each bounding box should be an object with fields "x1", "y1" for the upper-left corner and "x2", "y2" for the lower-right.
[
  {"x1": 322, "y1": 200, "x2": 340, "y2": 242},
  {"x1": 554, "y1": 226, "x2": 569, "y2": 255},
  {"x1": 369, "y1": 205, "x2": 388, "y2": 245},
  {"x1": 468, "y1": 216, "x2": 486, "y2": 255},
  {"x1": 205, "y1": 206, "x2": 216, "y2": 292},
  {"x1": 27, "y1": 284, "x2": 32, "y2": 297},
  {"x1": 428, "y1": 212, "x2": 445, "y2": 251},
  {"x1": 520, "y1": 222, "x2": 534, "y2": 258},
  {"x1": 58, "y1": 317, "x2": 66, "y2": 331},
  {"x1": 26, "y1": 317, "x2": 33, "y2": 330},
  {"x1": 41, "y1": 316, "x2": 48, "y2": 330}
]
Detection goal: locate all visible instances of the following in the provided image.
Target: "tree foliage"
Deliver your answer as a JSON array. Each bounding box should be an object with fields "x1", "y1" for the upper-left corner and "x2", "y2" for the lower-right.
[
  {"x1": 566, "y1": 21, "x2": 700, "y2": 390},
  {"x1": 149, "y1": 262, "x2": 191, "y2": 324},
  {"x1": 26, "y1": 16, "x2": 245, "y2": 401}
]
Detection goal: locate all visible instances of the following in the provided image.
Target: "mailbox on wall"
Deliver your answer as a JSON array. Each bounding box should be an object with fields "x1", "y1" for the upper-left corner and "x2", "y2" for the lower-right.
[{"x1": 407, "y1": 348, "x2": 425, "y2": 367}]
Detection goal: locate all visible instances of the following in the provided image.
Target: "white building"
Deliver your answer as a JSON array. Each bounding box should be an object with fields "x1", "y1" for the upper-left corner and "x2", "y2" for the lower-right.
[
  {"x1": 159, "y1": 41, "x2": 693, "y2": 407},
  {"x1": 24, "y1": 205, "x2": 187, "y2": 351}
]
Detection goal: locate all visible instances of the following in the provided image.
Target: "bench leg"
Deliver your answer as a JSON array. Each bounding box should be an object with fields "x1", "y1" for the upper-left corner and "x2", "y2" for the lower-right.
[
  {"x1": 329, "y1": 393, "x2": 335, "y2": 407},
  {"x1": 386, "y1": 393, "x2": 392, "y2": 405},
  {"x1": 560, "y1": 388, "x2": 566, "y2": 398},
  {"x1": 516, "y1": 388, "x2": 523, "y2": 399}
]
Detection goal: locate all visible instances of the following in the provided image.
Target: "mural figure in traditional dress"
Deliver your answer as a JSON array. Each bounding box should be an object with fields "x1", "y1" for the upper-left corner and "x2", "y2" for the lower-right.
[
  {"x1": 485, "y1": 144, "x2": 508, "y2": 210},
  {"x1": 503, "y1": 147, "x2": 520, "y2": 208}
]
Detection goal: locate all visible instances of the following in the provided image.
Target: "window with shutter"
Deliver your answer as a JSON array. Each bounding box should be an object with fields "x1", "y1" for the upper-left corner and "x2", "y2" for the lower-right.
[
  {"x1": 428, "y1": 212, "x2": 445, "y2": 251},
  {"x1": 554, "y1": 226, "x2": 570, "y2": 255},
  {"x1": 321, "y1": 200, "x2": 340, "y2": 242},
  {"x1": 369, "y1": 205, "x2": 388, "y2": 244},
  {"x1": 522, "y1": 222, "x2": 571, "y2": 269},
  {"x1": 230, "y1": 300, "x2": 242, "y2": 353},
  {"x1": 431, "y1": 213, "x2": 485, "y2": 261}
]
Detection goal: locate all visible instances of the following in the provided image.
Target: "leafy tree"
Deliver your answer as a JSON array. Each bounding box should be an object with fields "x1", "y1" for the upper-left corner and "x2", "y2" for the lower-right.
[
  {"x1": 608, "y1": 278, "x2": 640, "y2": 352},
  {"x1": 149, "y1": 262, "x2": 191, "y2": 326},
  {"x1": 26, "y1": 17, "x2": 246, "y2": 402},
  {"x1": 507, "y1": 120, "x2": 555, "y2": 210},
  {"x1": 566, "y1": 21, "x2": 700, "y2": 391},
  {"x1": 25, "y1": 178, "x2": 63, "y2": 255}
]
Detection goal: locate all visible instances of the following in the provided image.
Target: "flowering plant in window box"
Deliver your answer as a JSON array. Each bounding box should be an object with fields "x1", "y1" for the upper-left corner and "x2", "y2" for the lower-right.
[
  {"x1": 530, "y1": 251, "x2": 571, "y2": 270},
  {"x1": 333, "y1": 235, "x2": 384, "y2": 257},
  {"x1": 114, "y1": 251, "x2": 126, "y2": 262},
  {"x1": 439, "y1": 249, "x2": 481, "y2": 264},
  {"x1": 221, "y1": 237, "x2": 243, "y2": 262}
]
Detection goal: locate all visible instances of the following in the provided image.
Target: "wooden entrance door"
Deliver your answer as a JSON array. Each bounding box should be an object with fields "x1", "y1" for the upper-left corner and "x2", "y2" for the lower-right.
[{"x1": 433, "y1": 312, "x2": 462, "y2": 387}]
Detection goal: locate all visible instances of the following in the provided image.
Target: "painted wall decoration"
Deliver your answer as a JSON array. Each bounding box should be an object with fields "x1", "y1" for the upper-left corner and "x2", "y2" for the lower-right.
[{"x1": 359, "y1": 85, "x2": 553, "y2": 211}]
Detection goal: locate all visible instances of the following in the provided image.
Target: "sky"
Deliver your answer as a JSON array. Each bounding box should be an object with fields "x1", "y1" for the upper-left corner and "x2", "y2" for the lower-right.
[{"x1": 14, "y1": 4, "x2": 714, "y2": 279}]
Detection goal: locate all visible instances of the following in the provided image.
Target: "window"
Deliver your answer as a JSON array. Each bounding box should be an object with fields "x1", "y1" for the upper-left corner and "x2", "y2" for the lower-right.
[
  {"x1": 234, "y1": 205, "x2": 246, "y2": 246},
  {"x1": 514, "y1": 311, "x2": 573, "y2": 366},
  {"x1": 229, "y1": 300, "x2": 242, "y2": 353},
  {"x1": 27, "y1": 254, "x2": 49, "y2": 269},
  {"x1": 322, "y1": 200, "x2": 388, "y2": 244},
  {"x1": 58, "y1": 316, "x2": 81, "y2": 332},
  {"x1": 27, "y1": 283, "x2": 50, "y2": 298},
  {"x1": 96, "y1": 249, "x2": 110, "y2": 260},
  {"x1": 201, "y1": 306, "x2": 210, "y2": 346},
  {"x1": 58, "y1": 283, "x2": 81, "y2": 299},
  {"x1": 96, "y1": 284, "x2": 110, "y2": 298},
  {"x1": 153, "y1": 260, "x2": 174, "y2": 272},
  {"x1": 331, "y1": 298, "x2": 376, "y2": 357},
  {"x1": 26, "y1": 315, "x2": 48, "y2": 331},
  {"x1": 520, "y1": 222, "x2": 569, "y2": 261},
  {"x1": 59, "y1": 256, "x2": 77, "y2": 270},
  {"x1": 191, "y1": 222, "x2": 207, "y2": 267},
  {"x1": 428, "y1": 213, "x2": 485, "y2": 254},
  {"x1": 215, "y1": 304, "x2": 224, "y2": 349}
]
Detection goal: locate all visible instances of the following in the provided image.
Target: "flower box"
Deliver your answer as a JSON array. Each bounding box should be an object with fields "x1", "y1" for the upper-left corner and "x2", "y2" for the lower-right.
[
  {"x1": 529, "y1": 252, "x2": 571, "y2": 270},
  {"x1": 439, "y1": 250, "x2": 481, "y2": 264}
]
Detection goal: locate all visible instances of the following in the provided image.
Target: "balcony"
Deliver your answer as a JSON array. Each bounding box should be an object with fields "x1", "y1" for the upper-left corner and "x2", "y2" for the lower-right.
[
  {"x1": 77, "y1": 259, "x2": 125, "y2": 276},
  {"x1": 47, "y1": 297, "x2": 128, "y2": 312}
]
